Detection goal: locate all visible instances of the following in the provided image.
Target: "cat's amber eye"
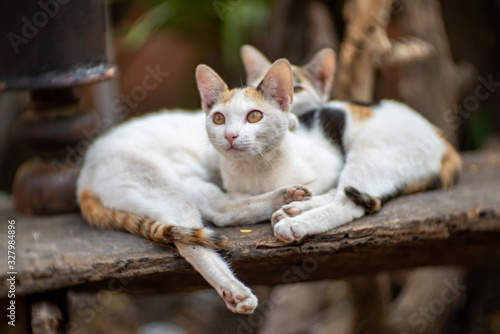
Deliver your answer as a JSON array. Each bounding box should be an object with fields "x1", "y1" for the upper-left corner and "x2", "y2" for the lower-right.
[
  {"x1": 213, "y1": 112, "x2": 225, "y2": 125},
  {"x1": 247, "y1": 110, "x2": 263, "y2": 123},
  {"x1": 293, "y1": 86, "x2": 303, "y2": 93}
]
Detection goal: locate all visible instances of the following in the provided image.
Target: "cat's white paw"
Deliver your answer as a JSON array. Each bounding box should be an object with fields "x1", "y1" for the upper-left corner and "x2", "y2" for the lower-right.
[
  {"x1": 283, "y1": 185, "x2": 312, "y2": 204},
  {"x1": 221, "y1": 286, "x2": 258, "y2": 314},
  {"x1": 273, "y1": 218, "x2": 308, "y2": 243},
  {"x1": 271, "y1": 201, "x2": 313, "y2": 226}
]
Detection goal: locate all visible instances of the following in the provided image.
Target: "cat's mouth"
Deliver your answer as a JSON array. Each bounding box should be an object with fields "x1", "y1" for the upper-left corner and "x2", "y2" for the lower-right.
[
  {"x1": 226, "y1": 144, "x2": 245, "y2": 152},
  {"x1": 223, "y1": 144, "x2": 254, "y2": 159}
]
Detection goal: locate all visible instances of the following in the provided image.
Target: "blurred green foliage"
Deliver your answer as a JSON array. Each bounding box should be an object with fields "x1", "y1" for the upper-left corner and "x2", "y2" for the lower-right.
[
  {"x1": 117, "y1": 0, "x2": 270, "y2": 68},
  {"x1": 465, "y1": 109, "x2": 492, "y2": 149}
]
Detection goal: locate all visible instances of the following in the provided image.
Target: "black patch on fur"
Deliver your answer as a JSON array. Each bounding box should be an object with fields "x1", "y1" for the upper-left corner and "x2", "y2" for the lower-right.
[
  {"x1": 256, "y1": 82, "x2": 265, "y2": 95},
  {"x1": 318, "y1": 106, "x2": 346, "y2": 153},
  {"x1": 210, "y1": 233, "x2": 229, "y2": 249},
  {"x1": 298, "y1": 108, "x2": 319, "y2": 129},
  {"x1": 425, "y1": 175, "x2": 444, "y2": 191},
  {"x1": 379, "y1": 188, "x2": 404, "y2": 206},
  {"x1": 344, "y1": 187, "x2": 380, "y2": 213},
  {"x1": 345, "y1": 186, "x2": 403, "y2": 213},
  {"x1": 347, "y1": 100, "x2": 380, "y2": 107}
]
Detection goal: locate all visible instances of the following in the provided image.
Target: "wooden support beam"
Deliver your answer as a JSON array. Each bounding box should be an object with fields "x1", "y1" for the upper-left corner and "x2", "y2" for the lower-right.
[{"x1": 0, "y1": 150, "x2": 499, "y2": 297}]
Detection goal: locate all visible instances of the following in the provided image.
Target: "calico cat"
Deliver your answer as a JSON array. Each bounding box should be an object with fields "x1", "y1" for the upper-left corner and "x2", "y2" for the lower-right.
[
  {"x1": 77, "y1": 57, "x2": 338, "y2": 314},
  {"x1": 240, "y1": 45, "x2": 462, "y2": 242}
]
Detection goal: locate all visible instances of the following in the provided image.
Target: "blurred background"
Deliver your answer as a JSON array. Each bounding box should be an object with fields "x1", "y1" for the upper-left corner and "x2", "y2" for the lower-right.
[
  {"x1": 1, "y1": 0, "x2": 499, "y2": 333},
  {"x1": 1, "y1": 0, "x2": 500, "y2": 192}
]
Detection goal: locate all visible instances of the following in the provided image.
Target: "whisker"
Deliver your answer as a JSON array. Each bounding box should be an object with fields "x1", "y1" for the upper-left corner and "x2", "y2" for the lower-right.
[
  {"x1": 252, "y1": 141, "x2": 286, "y2": 156},
  {"x1": 252, "y1": 146, "x2": 274, "y2": 169}
]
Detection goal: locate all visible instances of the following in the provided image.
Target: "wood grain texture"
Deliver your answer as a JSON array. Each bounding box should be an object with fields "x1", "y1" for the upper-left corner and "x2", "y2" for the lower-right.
[{"x1": 1, "y1": 150, "x2": 499, "y2": 297}]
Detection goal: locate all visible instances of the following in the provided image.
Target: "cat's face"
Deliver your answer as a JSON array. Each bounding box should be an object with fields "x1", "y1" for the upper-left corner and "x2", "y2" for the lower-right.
[
  {"x1": 241, "y1": 45, "x2": 335, "y2": 116},
  {"x1": 196, "y1": 59, "x2": 295, "y2": 161}
]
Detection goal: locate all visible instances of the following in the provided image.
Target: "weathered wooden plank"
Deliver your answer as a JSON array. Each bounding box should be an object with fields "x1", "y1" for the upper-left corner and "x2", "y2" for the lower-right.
[{"x1": 0, "y1": 150, "x2": 499, "y2": 296}]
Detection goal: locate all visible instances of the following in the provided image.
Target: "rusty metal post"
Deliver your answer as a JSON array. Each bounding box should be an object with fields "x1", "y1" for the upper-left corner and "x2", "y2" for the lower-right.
[{"x1": 0, "y1": 0, "x2": 119, "y2": 214}]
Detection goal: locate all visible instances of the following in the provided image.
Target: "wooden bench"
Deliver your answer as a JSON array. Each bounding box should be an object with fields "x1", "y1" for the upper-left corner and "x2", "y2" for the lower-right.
[{"x1": 1, "y1": 149, "x2": 500, "y2": 331}]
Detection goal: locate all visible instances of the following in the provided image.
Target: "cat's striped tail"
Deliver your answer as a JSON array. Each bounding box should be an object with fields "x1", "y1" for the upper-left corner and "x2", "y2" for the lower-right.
[{"x1": 78, "y1": 190, "x2": 229, "y2": 249}]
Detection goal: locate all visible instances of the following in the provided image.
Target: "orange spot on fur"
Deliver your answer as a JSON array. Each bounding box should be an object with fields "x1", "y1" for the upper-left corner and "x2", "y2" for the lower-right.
[
  {"x1": 243, "y1": 87, "x2": 267, "y2": 104},
  {"x1": 192, "y1": 228, "x2": 204, "y2": 243},
  {"x1": 403, "y1": 130, "x2": 462, "y2": 194},
  {"x1": 218, "y1": 89, "x2": 238, "y2": 104},
  {"x1": 437, "y1": 130, "x2": 462, "y2": 189},
  {"x1": 79, "y1": 190, "x2": 113, "y2": 228},
  {"x1": 348, "y1": 103, "x2": 373, "y2": 121},
  {"x1": 403, "y1": 179, "x2": 434, "y2": 195},
  {"x1": 147, "y1": 220, "x2": 156, "y2": 238}
]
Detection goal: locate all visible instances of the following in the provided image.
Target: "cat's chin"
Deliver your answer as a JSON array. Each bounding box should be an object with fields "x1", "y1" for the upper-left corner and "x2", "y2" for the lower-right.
[{"x1": 220, "y1": 147, "x2": 256, "y2": 161}]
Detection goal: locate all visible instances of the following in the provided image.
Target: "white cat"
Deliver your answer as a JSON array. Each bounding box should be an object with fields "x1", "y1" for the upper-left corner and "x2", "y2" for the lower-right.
[{"x1": 240, "y1": 45, "x2": 462, "y2": 242}]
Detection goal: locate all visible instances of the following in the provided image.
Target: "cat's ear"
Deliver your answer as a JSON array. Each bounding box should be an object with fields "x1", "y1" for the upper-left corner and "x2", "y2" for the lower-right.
[
  {"x1": 304, "y1": 48, "x2": 336, "y2": 99},
  {"x1": 257, "y1": 58, "x2": 294, "y2": 112},
  {"x1": 241, "y1": 45, "x2": 272, "y2": 86},
  {"x1": 196, "y1": 65, "x2": 229, "y2": 113}
]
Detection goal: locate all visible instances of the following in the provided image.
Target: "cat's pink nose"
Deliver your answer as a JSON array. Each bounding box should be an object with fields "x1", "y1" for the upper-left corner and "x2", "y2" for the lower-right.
[{"x1": 225, "y1": 133, "x2": 239, "y2": 145}]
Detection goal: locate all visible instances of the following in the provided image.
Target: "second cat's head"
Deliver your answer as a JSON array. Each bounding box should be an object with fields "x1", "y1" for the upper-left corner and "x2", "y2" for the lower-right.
[
  {"x1": 241, "y1": 45, "x2": 336, "y2": 116},
  {"x1": 196, "y1": 59, "x2": 297, "y2": 161}
]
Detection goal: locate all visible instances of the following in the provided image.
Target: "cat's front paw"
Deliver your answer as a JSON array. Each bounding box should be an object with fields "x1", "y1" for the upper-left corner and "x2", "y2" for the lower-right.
[
  {"x1": 283, "y1": 185, "x2": 312, "y2": 204},
  {"x1": 273, "y1": 218, "x2": 308, "y2": 243},
  {"x1": 271, "y1": 201, "x2": 313, "y2": 226},
  {"x1": 221, "y1": 286, "x2": 258, "y2": 314}
]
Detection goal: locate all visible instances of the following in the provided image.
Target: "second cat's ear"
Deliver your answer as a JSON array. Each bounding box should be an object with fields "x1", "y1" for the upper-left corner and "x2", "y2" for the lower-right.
[
  {"x1": 196, "y1": 65, "x2": 228, "y2": 113},
  {"x1": 241, "y1": 45, "x2": 272, "y2": 86},
  {"x1": 304, "y1": 48, "x2": 336, "y2": 99},
  {"x1": 257, "y1": 58, "x2": 293, "y2": 112}
]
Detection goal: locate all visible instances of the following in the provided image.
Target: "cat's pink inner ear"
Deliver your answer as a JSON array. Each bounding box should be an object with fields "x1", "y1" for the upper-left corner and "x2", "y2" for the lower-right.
[
  {"x1": 258, "y1": 59, "x2": 293, "y2": 112},
  {"x1": 241, "y1": 45, "x2": 272, "y2": 86},
  {"x1": 196, "y1": 65, "x2": 228, "y2": 113},
  {"x1": 305, "y1": 48, "x2": 336, "y2": 98}
]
